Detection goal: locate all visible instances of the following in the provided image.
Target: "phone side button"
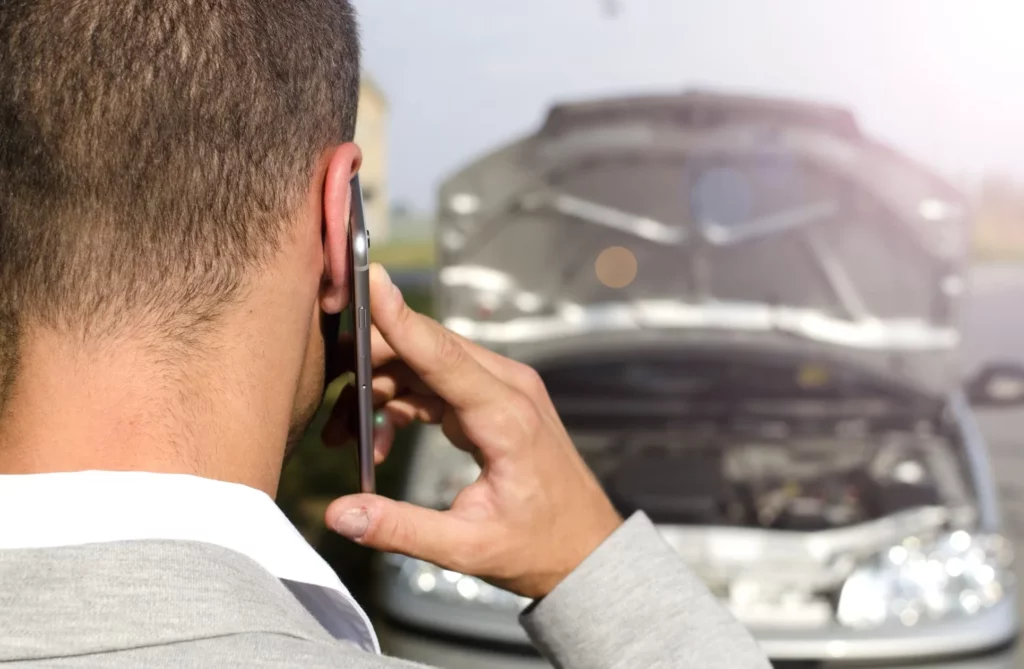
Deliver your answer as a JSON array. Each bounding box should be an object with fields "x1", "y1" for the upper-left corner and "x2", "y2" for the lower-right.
[{"x1": 358, "y1": 306, "x2": 367, "y2": 329}]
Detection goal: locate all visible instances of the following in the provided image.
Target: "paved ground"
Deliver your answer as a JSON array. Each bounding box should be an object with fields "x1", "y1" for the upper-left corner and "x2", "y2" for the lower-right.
[{"x1": 964, "y1": 266, "x2": 1024, "y2": 665}]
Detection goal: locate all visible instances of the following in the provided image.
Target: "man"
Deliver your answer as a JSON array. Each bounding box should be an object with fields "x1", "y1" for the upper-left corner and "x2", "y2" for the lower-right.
[{"x1": 0, "y1": 2, "x2": 770, "y2": 667}]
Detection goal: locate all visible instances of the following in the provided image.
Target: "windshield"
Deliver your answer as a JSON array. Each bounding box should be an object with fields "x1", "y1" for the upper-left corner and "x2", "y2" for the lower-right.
[{"x1": 448, "y1": 154, "x2": 941, "y2": 321}]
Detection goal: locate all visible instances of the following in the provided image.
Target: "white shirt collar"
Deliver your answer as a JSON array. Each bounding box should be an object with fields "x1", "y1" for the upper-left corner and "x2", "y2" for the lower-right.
[{"x1": 0, "y1": 470, "x2": 379, "y2": 653}]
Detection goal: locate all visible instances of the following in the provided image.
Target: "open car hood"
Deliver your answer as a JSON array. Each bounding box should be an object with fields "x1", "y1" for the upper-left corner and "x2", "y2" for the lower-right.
[{"x1": 434, "y1": 91, "x2": 972, "y2": 398}]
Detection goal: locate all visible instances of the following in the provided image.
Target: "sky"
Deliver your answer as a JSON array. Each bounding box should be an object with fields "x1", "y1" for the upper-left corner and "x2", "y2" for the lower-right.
[{"x1": 356, "y1": 0, "x2": 1024, "y2": 209}]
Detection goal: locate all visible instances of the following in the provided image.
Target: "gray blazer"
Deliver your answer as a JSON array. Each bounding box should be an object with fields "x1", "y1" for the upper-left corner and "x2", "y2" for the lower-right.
[{"x1": 0, "y1": 514, "x2": 770, "y2": 668}]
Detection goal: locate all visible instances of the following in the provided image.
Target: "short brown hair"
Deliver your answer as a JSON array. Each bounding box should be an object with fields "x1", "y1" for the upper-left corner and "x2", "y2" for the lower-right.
[{"x1": 0, "y1": 0, "x2": 361, "y2": 400}]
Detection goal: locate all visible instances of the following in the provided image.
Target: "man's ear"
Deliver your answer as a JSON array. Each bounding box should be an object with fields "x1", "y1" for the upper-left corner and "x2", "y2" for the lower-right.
[{"x1": 321, "y1": 143, "x2": 363, "y2": 314}]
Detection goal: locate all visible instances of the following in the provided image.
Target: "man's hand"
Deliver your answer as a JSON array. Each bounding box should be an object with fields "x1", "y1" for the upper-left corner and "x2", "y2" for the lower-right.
[{"x1": 322, "y1": 265, "x2": 623, "y2": 600}]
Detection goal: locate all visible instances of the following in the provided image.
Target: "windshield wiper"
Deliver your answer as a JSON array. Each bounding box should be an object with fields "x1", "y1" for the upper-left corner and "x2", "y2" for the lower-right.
[
  {"x1": 802, "y1": 225, "x2": 870, "y2": 321},
  {"x1": 520, "y1": 189, "x2": 687, "y2": 246},
  {"x1": 700, "y1": 200, "x2": 839, "y2": 246},
  {"x1": 523, "y1": 189, "x2": 837, "y2": 249}
]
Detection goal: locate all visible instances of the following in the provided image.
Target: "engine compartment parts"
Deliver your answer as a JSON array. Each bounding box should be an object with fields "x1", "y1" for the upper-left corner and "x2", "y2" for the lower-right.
[
  {"x1": 606, "y1": 447, "x2": 740, "y2": 525},
  {"x1": 581, "y1": 426, "x2": 970, "y2": 531}
]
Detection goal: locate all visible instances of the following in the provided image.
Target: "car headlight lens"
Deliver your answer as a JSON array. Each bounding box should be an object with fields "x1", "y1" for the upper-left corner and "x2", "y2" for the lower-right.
[
  {"x1": 383, "y1": 553, "x2": 531, "y2": 613},
  {"x1": 837, "y1": 531, "x2": 1014, "y2": 629},
  {"x1": 386, "y1": 426, "x2": 527, "y2": 612}
]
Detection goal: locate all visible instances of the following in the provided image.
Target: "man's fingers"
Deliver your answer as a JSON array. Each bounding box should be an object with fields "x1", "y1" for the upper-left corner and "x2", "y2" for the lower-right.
[
  {"x1": 369, "y1": 326, "x2": 397, "y2": 365},
  {"x1": 365, "y1": 267, "x2": 554, "y2": 422},
  {"x1": 326, "y1": 494, "x2": 488, "y2": 570},
  {"x1": 371, "y1": 361, "x2": 435, "y2": 401},
  {"x1": 341, "y1": 269, "x2": 546, "y2": 408},
  {"x1": 384, "y1": 395, "x2": 447, "y2": 427},
  {"x1": 321, "y1": 398, "x2": 397, "y2": 462},
  {"x1": 322, "y1": 363, "x2": 436, "y2": 448},
  {"x1": 369, "y1": 265, "x2": 510, "y2": 411},
  {"x1": 371, "y1": 409, "x2": 396, "y2": 464}
]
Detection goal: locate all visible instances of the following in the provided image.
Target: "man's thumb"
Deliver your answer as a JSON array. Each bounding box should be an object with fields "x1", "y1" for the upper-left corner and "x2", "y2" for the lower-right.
[{"x1": 325, "y1": 494, "x2": 472, "y2": 565}]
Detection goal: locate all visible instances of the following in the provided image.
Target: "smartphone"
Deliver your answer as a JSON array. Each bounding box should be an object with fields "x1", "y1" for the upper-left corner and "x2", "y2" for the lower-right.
[
  {"x1": 319, "y1": 176, "x2": 375, "y2": 493},
  {"x1": 348, "y1": 175, "x2": 376, "y2": 494}
]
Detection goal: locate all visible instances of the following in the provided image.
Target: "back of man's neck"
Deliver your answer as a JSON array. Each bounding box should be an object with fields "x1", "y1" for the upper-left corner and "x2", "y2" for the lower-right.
[{"x1": 0, "y1": 330, "x2": 287, "y2": 497}]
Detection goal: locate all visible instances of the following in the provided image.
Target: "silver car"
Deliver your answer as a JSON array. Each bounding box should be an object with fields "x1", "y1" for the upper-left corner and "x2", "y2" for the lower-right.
[{"x1": 375, "y1": 91, "x2": 1024, "y2": 668}]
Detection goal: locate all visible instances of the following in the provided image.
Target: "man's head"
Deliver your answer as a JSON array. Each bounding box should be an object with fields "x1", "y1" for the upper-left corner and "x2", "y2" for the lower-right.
[{"x1": 0, "y1": 1, "x2": 363, "y2": 488}]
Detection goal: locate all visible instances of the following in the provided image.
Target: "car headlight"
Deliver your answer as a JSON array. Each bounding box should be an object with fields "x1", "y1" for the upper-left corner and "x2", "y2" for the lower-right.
[
  {"x1": 387, "y1": 426, "x2": 529, "y2": 612},
  {"x1": 837, "y1": 530, "x2": 1014, "y2": 629},
  {"x1": 382, "y1": 552, "x2": 531, "y2": 613}
]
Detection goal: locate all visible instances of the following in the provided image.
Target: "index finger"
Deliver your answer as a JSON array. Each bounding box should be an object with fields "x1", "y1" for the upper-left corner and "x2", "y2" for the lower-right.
[{"x1": 369, "y1": 265, "x2": 510, "y2": 411}]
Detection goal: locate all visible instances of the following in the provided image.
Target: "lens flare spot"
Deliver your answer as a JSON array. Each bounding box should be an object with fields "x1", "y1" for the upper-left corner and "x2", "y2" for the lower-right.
[
  {"x1": 888, "y1": 545, "x2": 909, "y2": 565},
  {"x1": 950, "y1": 530, "x2": 972, "y2": 552},
  {"x1": 595, "y1": 246, "x2": 638, "y2": 289},
  {"x1": 456, "y1": 577, "x2": 480, "y2": 600},
  {"x1": 899, "y1": 608, "x2": 920, "y2": 626},
  {"x1": 960, "y1": 590, "x2": 982, "y2": 614},
  {"x1": 415, "y1": 572, "x2": 437, "y2": 593}
]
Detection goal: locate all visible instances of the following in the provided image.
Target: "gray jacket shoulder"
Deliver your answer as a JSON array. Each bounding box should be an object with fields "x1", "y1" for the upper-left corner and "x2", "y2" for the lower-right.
[
  {"x1": 0, "y1": 516, "x2": 770, "y2": 669},
  {"x1": 32, "y1": 636, "x2": 429, "y2": 669}
]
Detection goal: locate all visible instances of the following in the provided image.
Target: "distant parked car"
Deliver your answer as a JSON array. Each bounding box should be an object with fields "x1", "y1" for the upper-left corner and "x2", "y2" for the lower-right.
[{"x1": 375, "y1": 90, "x2": 1024, "y2": 669}]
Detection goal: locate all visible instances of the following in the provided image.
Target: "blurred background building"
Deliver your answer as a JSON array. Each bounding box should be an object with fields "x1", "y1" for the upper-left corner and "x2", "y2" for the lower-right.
[{"x1": 355, "y1": 73, "x2": 391, "y2": 243}]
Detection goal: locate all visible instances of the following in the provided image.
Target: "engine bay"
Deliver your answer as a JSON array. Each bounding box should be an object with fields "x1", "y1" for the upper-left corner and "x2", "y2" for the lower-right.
[
  {"x1": 557, "y1": 412, "x2": 986, "y2": 632},
  {"x1": 577, "y1": 419, "x2": 973, "y2": 532}
]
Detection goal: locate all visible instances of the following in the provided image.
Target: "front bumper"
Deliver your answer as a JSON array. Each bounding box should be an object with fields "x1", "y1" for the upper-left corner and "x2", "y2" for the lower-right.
[
  {"x1": 378, "y1": 568, "x2": 1019, "y2": 665},
  {"x1": 377, "y1": 618, "x2": 1018, "y2": 669},
  {"x1": 752, "y1": 598, "x2": 1019, "y2": 663}
]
